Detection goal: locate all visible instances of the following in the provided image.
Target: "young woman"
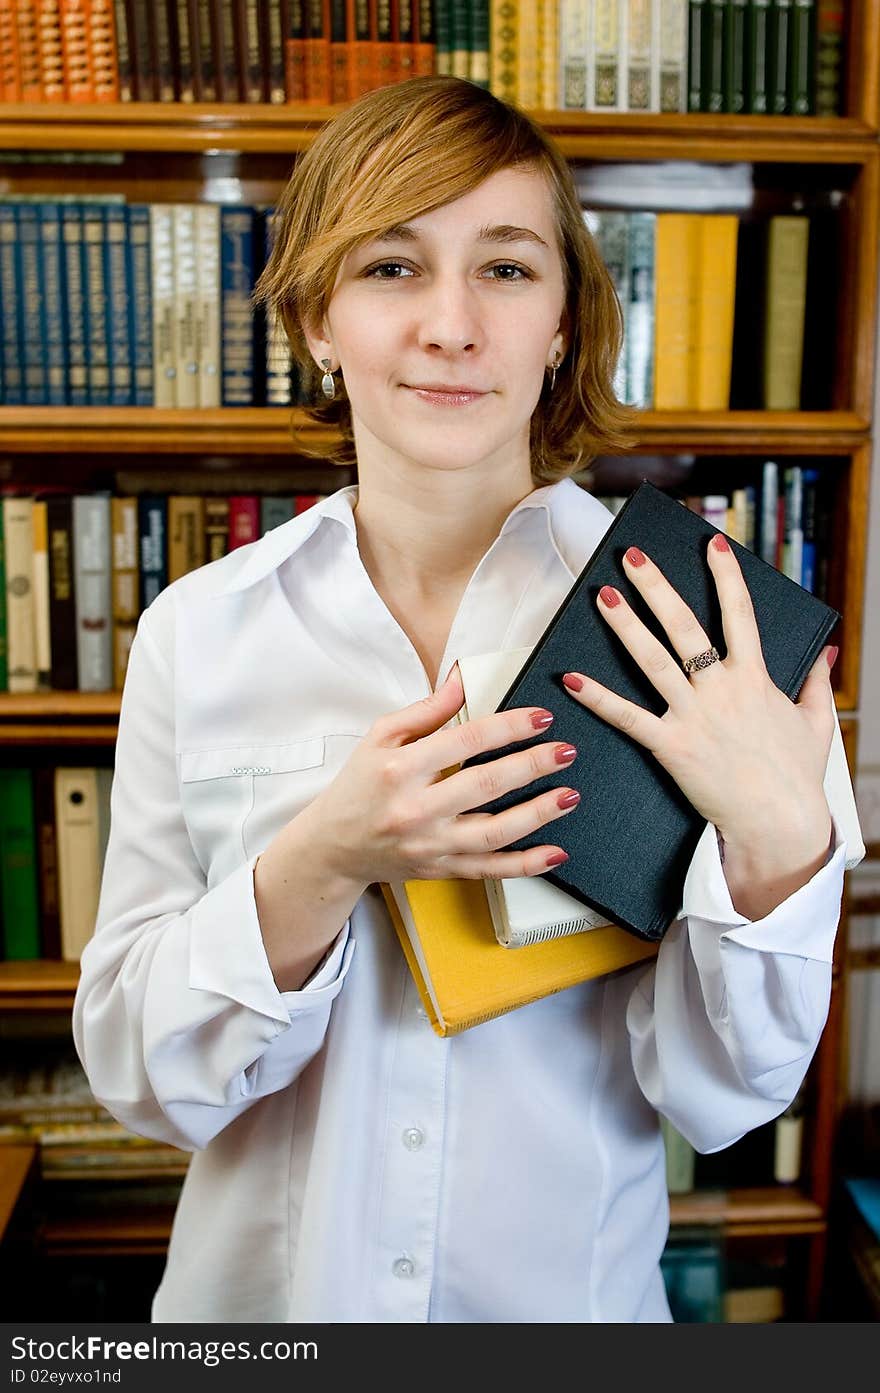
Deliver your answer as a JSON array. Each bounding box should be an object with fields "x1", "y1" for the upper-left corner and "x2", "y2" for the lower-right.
[{"x1": 73, "y1": 76, "x2": 862, "y2": 1323}]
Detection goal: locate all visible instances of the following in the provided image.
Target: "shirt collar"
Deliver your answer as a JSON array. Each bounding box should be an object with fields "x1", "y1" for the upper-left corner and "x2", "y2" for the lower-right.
[{"x1": 216, "y1": 476, "x2": 599, "y2": 597}]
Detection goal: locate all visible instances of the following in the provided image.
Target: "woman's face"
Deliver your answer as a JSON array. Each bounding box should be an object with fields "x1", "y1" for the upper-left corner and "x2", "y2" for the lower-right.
[{"x1": 315, "y1": 164, "x2": 569, "y2": 478}]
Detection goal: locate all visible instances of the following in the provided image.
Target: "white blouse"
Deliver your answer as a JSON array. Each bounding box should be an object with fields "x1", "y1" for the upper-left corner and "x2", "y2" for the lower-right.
[{"x1": 72, "y1": 477, "x2": 865, "y2": 1323}]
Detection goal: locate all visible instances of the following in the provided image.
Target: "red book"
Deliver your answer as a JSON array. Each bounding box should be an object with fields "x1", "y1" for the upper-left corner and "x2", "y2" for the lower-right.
[
  {"x1": 294, "y1": 494, "x2": 319, "y2": 514},
  {"x1": 411, "y1": 0, "x2": 432, "y2": 77},
  {"x1": 228, "y1": 495, "x2": 260, "y2": 548}
]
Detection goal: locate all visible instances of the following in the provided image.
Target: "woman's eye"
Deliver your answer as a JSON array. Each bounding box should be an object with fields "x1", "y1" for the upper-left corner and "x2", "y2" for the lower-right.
[{"x1": 362, "y1": 261, "x2": 534, "y2": 282}]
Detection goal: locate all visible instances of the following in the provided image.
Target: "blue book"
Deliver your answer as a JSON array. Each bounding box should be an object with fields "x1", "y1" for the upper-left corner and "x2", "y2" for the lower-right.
[
  {"x1": 138, "y1": 494, "x2": 168, "y2": 611},
  {"x1": 105, "y1": 204, "x2": 133, "y2": 405},
  {"x1": 38, "y1": 203, "x2": 68, "y2": 406},
  {"x1": 0, "y1": 202, "x2": 24, "y2": 404},
  {"x1": 82, "y1": 202, "x2": 111, "y2": 406},
  {"x1": 220, "y1": 206, "x2": 259, "y2": 406},
  {"x1": 61, "y1": 203, "x2": 88, "y2": 407},
  {"x1": 16, "y1": 203, "x2": 48, "y2": 406},
  {"x1": 800, "y1": 467, "x2": 820, "y2": 594},
  {"x1": 127, "y1": 204, "x2": 153, "y2": 406}
]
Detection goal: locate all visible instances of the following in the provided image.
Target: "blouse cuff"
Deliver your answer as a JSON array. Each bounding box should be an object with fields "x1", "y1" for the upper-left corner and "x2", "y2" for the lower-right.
[{"x1": 675, "y1": 811, "x2": 848, "y2": 964}]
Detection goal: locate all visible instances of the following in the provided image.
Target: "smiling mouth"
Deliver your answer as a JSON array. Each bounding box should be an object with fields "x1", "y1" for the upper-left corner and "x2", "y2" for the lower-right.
[{"x1": 404, "y1": 385, "x2": 490, "y2": 405}]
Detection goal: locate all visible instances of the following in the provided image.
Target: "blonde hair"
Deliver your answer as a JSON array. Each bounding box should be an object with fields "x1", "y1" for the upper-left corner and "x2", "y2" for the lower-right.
[{"x1": 254, "y1": 75, "x2": 636, "y2": 483}]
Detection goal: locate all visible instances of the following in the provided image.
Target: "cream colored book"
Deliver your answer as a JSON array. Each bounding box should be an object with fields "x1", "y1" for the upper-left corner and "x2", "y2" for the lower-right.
[
  {"x1": 55, "y1": 767, "x2": 102, "y2": 962},
  {"x1": 454, "y1": 647, "x2": 616, "y2": 947}
]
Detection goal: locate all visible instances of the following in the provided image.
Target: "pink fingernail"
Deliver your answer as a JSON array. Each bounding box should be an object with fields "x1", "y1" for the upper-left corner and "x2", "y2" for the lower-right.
[
  {"x1": 546, "y1": 851, "x2": 569, "y2": 868},
  {"x1": 562, "y1": 673, "x2": 583, "y2": 692},
  {"x1": 599, "y1": 585, "x2": 620, "y2": 607},
  {"x1": 827, "y1": 646, "x2": 839, "y2": 669},
  {"x1": 557, "y1": 790, "x2": 581, "y2": 810},
  {"x1": 531, "y1": 709, "x2": 554, "y2": 730},
  {"x1": 555, "y1": 745, "x2": 578, "y2": 764},
  {"x1": 712, "y1": 533, "x2": 730, "y2": 552},
  {"x1": 625, "y1": 546, "x2": 647, "y2": 567}
]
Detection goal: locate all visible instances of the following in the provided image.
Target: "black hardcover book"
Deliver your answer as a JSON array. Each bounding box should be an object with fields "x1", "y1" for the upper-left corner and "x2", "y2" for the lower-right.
[{"x1": 461, "y1": 480, "x2": 841, "y2": 942}]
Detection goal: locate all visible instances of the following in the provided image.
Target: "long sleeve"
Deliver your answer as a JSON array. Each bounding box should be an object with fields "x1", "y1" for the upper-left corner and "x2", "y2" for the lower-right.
[
  {"x1": 625, "y1": 700, "x2": 865, "y2": 1154},
  {"x1": 72, "y1": 595, "x2": 355, "y2": 1152}
]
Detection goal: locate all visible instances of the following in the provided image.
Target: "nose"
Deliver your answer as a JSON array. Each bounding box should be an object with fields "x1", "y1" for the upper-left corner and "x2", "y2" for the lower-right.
[{"x1": 415, "y1": 271, "x2": 485, "y2": 356}]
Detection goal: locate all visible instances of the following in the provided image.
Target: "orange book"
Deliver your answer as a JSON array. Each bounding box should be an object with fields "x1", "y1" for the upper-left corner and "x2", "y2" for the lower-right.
[
  {"x1": 391, "y1": 0, "x2": 414, "y2": 84},
  {"x1": 0, "y1": 1, "x2": 22, "y2": 101},
  {"x1": 304, "y1": 0, "x2": 330, "y2": 101},
  {"x1": 15, "y1": 0, "x2": 44, "y2": 100},
  {"x1": 348, "y1": 0, "x2": 371, "y2": 95},
  {"x1": 36, "y1": 0, "x2": 65, "y2": 100},
  {"x1": 59, "y1": 0, "x2": 92, "y2": 101},
  {"x1": 372, "y1": 0, "x2": 393, "y2": 87},
  {"x1": 89, "y1": 0, "x2": 119, "y2": 102},
  {"x1": 330, "y1": 0, "x2": 348, "y2": 101},
  {"x1": 285, "y1": 0, "x2": 307, "y2": 101},
  {"x1": 411, "y1": 0, "x2": 433, "y2": 76}
]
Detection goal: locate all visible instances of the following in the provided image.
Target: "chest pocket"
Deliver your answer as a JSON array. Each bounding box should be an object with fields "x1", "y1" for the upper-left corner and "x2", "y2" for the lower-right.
[{"x1": 179, "y1": 738, "x2": 329, "y2": 884}]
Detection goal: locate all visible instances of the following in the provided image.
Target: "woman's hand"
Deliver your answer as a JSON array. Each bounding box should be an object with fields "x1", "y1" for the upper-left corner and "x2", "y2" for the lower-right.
[
  {"x1": 303, "y1": 667, "x2": 582, "y2": 886},
  {"x1": 560, "y1": 535, "x2": 837, "y2": 870}
]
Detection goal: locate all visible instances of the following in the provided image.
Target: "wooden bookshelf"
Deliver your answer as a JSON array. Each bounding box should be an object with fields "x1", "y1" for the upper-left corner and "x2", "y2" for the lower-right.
[{"x1": 1, "y1": 13, "x2": 878, "y2": 1320}]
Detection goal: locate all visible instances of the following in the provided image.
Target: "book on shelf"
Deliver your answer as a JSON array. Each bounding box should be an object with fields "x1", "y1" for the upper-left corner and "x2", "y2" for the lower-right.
[
  {"x1": 763, "y1": 214, "x2": 810, "y2": 410},
  {"x1": 0, "y1": 767, "x2": 41, "y2": 961},
  {"x1": 55, "y1": 766, "x2": 108, "y2": 962},
  {"x1": 459, "y1": 479, "x2": 859, "y2": 942}
]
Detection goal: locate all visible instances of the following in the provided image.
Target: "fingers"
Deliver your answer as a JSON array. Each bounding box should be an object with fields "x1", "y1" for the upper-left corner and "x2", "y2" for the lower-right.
[
  {"x1": 414, "y1": 703, "x2": 561, "y2": 777},
  {"x1": 372, "y1": 663, "x2": 464, "y2": 748},
  {"x1": 446, "y1": 783, "x2": 581, "y2": 858},
  {"x1": 427, "y1": 736, "x2": 578, "y2": 818},
  {"x1": 702, "y1": 533, "x2": 765, "y2": 666},
  {"x1": 445, "y1": 840, "x2": 572, "y2": 881}
]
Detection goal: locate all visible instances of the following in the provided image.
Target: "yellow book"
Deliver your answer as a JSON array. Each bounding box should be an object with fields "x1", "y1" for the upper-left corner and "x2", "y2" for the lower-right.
[
  {"x1": 31, "y1": 499, "x2": 51, "y2": 691},
  {"x1": 653, "y1": 213, "x2": 701, "y2": 409},
  {"x1": 517, "y1": 1, "x2": 541, "y2": 107},
  {"x1": 489, "y1": 0, "x2": 518, "y2": 101},
  {"x1": 694, "y1": 214, "x2": 739, "y2": 410},
  {"x1": 762, "y1": 214, "x2": 810, "y2": 410},
  {"x1": 381, "y1": 879, "x2": 657, "y2": 1038}
]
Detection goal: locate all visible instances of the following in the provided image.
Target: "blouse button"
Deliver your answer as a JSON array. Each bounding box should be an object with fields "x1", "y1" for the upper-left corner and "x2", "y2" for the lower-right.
[
  {"x1": 392, "y1": 1256, "x2": 415, "y2": 1279},
  {"x1": 402, "y1": 1127, "x2": 424, "y2": 1151}
]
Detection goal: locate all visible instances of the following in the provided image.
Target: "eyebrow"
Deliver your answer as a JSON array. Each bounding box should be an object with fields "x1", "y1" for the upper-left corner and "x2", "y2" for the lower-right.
[{"x1": 369, "y1": 222, "x2": 550, "y2": 251}]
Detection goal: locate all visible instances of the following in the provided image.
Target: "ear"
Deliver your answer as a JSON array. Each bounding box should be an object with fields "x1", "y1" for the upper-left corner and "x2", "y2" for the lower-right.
[{"x1": 301, "y1": 315, "x2": 335, "y2": 373}]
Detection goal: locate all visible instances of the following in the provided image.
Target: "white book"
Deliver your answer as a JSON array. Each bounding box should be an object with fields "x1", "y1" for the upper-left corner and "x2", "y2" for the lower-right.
[
  {"x1": 625, "y1": 211, "x2": 656, "y2": 406},
  {"x1": 172, "y1": 204, "x2": 199, "y2": 409},
  {"x1": 627, "y1": 0, "x2": 654, "y2": 110},
  {"x1": 194, "y1": 204, "x2": 221, "y2": 407},
  {"x1": 72, "y1": 494, "x2": 112, "y2": 692},
  {"x1": 592, "y1": 0, "x2": 625, "y2": 111},
  {"x1": 760, "y1": 460, "x2": 779, "y2": 566},
  {"x1": 453, "y1": 647, "x2": 614, "y2": 948},
  {"x1": 560, "y1": 1, "x2": 590, "y2": 109},
  {"x1": 3, "y1": 496, "x2": 37, "y2": 693},
  {"x1": 656, "y1": 0, "x2": 688, "y2": 112},
  {"x1": 149, "y1": 204, "x2": 176, "y2": 407}
]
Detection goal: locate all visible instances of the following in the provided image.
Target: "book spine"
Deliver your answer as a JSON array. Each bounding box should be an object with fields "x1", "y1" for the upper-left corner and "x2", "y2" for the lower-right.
[
  {"x1": 153, "y1": 0, "x2": 174, "y2": 98},
  {"x1": 704, "y1": 0, "x2": 725, "y2": 110},
  {"x1": 128, "y1": 0, "x2": 157, "y2": 100},
  {"x1": 0, "y1": 503, "x2": 6, "y2": 688},
  {"x1": 61, "y1": 204, "x2": 87, "y2": 406},
  {"x1": 625, "y1": 211, "x2": 655, "y2": 407},
  {"x1": 59, "y1": 0, "x2": 93, "y2": 101},
  {"x1": 0, "y1": 0, "x2": 23, "y2": 101},
  {"x1": 266, "y1": 0, "x2": 286, "y2": 100},
  {"x1": 627, "y1": 0, "x2": 651, "y2": 110},
  {"x1": 112, "y1": 0, "x2": 132, "y2": 98},
  {"x1": 285, "y1": 0, "x2": 307, "y2": 99},
  {"x1": 105, "y1": 204, "x2": 132, "y2": 405},
  {"x1": 171, "y1": 203, "x2": 199, "y2": 408},
  {"x1": 687, "y1": 0, "x2": 706, "y2": 109},
  {"x1": 204, "y1": 495, "x2": 229, "y2": 560},
  {"x1": 16, "y1": 0, "x2": 44, "y2": 100},
  {"x1": 47, "y1": 495, "x2": 78, "y2": 690},
  {"x1": 36, "y1": 0, "x2": 66, "y2": 100},
  {"x1": 174, "y1": 0, "x2": 195, "y2": 100},
  {"x1": 800, "y1": 466, "x2": 819, "y2": 592},
  {"x1": 759, "y1": 459, "x2": 778, "y2": 566},
  {"x1": 72, "y1": 493, "x2": 112, "y2": 692},
  {"x1": 767, "y1": 0, "x2": 792, "y2": 113},
  {"x1": 16, "y1": 203, "x2": 48, "y2": 406},
  {"x1": 220, "y1": 206, "x2": 257, "y2": 406},
  {"x1": 194, "y1": 0, "x2": 217, "y2": 99},
  {"x1": 723, "y1": 0, "x2": 746, "y2": 110},
  {"x1": 329, "y1": 0, "x2": 347, "y2": 99},
  {"x1": 127, "y1": 204, "x2": 153, "y2": 406},
  {"x1": 746, "y1": 0, "x2": 770, "y2": 112},
  {"x1": 397, "y1": 0, "x2": 415, "y2": 84},
  {"x1": 149, "y1": 203, "x2": 176, "y2": 408},
  {"x1": 228, "y1": 495, "x2": 260, "y2": 548},
  {"x1": 788, "y1": 0, "x2": 814, "y2": 113},
  {"x1": 90, "y1": 0, "x2": 120, "y2": 101},
  {"x1": 194, "y1": 202, "x2": 220, "y2": 406},
  {"x1": 31, "y1": 498, "x2": 51, "y2": 690},
  {"x1": 694, "y1": 213, "x2": 738, "y2": 410},
  {"x1": 781, "y1": 464, "x2": 804, "y2": 583},
  {"x1": 3, "y1": 496, "x2": 37, "y2": 693},
  {"x1": 167, "y1": 495, "x2": 206, "y2": 581},
  {"x1": 110, "y1": 494, "x2": 138, "y2": 690},
  {"x1": 38, "y1": 203, "x2": 68, "y2": 406},
  {"x1": 411, "y1": 0, "x2": 434, "y2": 77},
  {"x1": 814, "y1": 0, "x2": 843, "y2": 115},
  {"x1": 0, "y1": 769, "x2": 41, "y2": 960},
  {"x1": 260, "y1": 496, "x2": 296, "y2": 532},
  {"x1": 213, "y1": 0, "x2": 238, "y2": 100},
  {"x1": 242, "y1": 0, "x2": 264, "y2": 99},
  {"x1": 137, "y1": 494, "x2": 167, "y2": 611},
  {"x1": 82, "y1": 202, "x2": 110, "y2": 406},
  {"x1": 488, "y1": 0, "x2": 515, "y2": 100},
  {"x1": 33, "y1": 763, "x2": 61, "y2": 958},
  {"x1": 762, "y1": 214, "x2": 809, "y2": 410},
  {"x1": 593, "y1": 0, "x2": 623, "y2": 109},
  {"x1": 54, "y1": 766, "x2": 101, "y2": 962},
  {"x1": 0, "y1": 205, "x2": 23, "y2": 404},
  {"x1": 653, "y1": 212, "x2": 700, "y2": 409}
]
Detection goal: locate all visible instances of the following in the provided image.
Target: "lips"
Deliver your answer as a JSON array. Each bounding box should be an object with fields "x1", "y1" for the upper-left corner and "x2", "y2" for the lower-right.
[{"x1": 406, "y1": 384, "x2": 488, "y2": 394}]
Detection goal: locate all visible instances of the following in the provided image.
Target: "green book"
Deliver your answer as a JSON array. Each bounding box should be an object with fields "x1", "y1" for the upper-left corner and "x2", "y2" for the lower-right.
[
  {"x1": 723, "y1": 0, "x2": 748, "y2": 111},
  {"x1": 789, "y1": 0, "x2": 816, "y2": 114},
  {"x1": 688, "y1": 0, "x2": 708, "y2": 111},
  {"x1": 704, "y1": 0, "x2": 726, "y2": 112},
  {"x1": 746, "y1": 0, "x2": 772, "y2": 113},
  {"x1": 0, "y1": 768, "x2": 41, "y2": 961},
  {"x1": 768, "y1": 0, "x2": 793, "y2": 113}
]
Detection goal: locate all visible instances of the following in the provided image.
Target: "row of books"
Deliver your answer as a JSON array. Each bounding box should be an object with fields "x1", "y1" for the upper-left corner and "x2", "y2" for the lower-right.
[
  {"x1": 662, "y1": 1089, "x2": 807, "y2": 1195},
  {"x1": 661, "y1": 1234, "x2": 790, "y2": 1322},
  {"x1": 0, "y1": 765, "x2": 111, "y2": 964},
  {"x1": 0, "y1": 197, "x2": 308, "y2": 409},
  {"x1": 585, "y1": 210, "x2": 822, "y2": 411},
  {"x1": 599, "y1": 462, "x2": 832, "y2": 597},
  {"x1": 0, "y1": 3, "x2": 844, "y2": 118},
  {"x1": 0, "y1": 194, "x2": 828, "y2": 412},
  {"x1": 0, "y1": 490, "x2": 330, "y2": 694}
]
